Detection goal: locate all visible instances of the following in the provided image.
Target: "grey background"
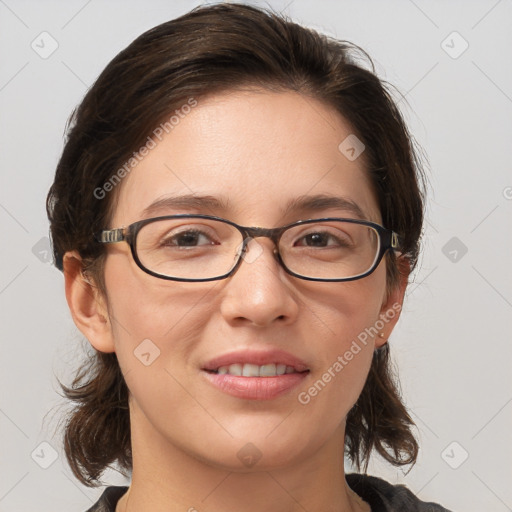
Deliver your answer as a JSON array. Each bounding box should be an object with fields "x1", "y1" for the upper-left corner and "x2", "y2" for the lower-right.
[{"x1": 1, "y1": 0, "x2": 511, "y2": 511}]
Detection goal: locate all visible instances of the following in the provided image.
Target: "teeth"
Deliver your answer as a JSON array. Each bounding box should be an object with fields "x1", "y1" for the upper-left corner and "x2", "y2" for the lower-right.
[
  {"x1": 215, "y1": 363, "x2": 298, "y2": 377},
  {"x1": 242, "y1": 363, "x2": 260, "y2": 377},
  {"x1": 226, "y1": 363, "x2": 242, "y2": 376}
]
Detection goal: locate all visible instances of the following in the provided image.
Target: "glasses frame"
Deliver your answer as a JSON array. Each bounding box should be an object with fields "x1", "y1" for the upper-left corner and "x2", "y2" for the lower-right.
[{"x1": 94, "y1": 214, "x2": 402, "y2": 283}]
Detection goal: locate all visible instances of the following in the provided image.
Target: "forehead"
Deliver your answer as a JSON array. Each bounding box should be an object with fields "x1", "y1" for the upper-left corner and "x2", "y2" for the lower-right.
[{"x1": 111, "y1": 88, "x2": 381, "y2": 227}]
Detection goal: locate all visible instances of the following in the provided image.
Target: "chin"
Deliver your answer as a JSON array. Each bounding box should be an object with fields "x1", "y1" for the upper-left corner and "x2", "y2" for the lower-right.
[{"x1": 186, "y1": 423, "x2": 329, "y2": 473}]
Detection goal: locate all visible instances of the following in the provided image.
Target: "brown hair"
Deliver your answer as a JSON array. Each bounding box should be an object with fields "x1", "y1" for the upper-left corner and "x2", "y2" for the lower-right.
[{"x1": 47, "y1": 2, "x2": 424, "y2": 487}]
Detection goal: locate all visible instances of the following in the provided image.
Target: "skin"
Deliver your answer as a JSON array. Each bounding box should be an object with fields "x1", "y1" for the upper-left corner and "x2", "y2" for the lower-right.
[{"x1": 64, "y1": 89, "x2": 407, "y2": 512}]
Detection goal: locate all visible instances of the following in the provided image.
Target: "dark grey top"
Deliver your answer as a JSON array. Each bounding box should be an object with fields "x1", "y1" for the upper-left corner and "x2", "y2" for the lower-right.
[{"x1": 85, "y1": 473, "x2": 452, "y2": 511}]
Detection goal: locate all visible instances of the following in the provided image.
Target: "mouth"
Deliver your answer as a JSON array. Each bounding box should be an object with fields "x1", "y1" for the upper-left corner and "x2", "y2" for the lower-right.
[
  {"x1": 204, "y1": 363, "x2": 309, "y2": 377},
  {"x1": 201, "y1": 348, "x2": 310, "y2": 375},
  {"x1": 201, "y1": 349, "x2": 310, "y2": 400}
]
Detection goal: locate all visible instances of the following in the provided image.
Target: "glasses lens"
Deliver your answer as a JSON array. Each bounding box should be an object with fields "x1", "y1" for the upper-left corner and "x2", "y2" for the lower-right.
[
  {"x1": 279, "y1": 220, "x2": 380, "y2": 280},
  {"x1": 135, "y1": 217, "x2": 243, "y2": 280}
]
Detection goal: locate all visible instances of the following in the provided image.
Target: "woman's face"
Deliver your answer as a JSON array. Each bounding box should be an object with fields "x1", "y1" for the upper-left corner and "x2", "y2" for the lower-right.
[{"x1": 89, "y1": 89, "x2": 403, "y2": 470}]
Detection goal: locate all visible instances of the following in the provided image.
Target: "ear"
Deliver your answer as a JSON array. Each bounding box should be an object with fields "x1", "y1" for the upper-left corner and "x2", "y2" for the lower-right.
[
  {"x1": 63, "y1": 251, "x2": 115, "y2": 353},
  {"x1": 375, "y1": 256, "x2": 410, "y2": 349}
]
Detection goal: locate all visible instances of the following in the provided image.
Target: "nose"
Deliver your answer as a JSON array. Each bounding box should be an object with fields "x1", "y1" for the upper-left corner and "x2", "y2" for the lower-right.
[{"x1": 219, "y1": 238, "x2": 300, "y2": 327}]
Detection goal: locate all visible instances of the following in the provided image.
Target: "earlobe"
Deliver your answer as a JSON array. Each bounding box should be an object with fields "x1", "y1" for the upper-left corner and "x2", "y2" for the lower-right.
[
  {"x1": 63, "y1": 251, "x2": 116, "y2": 353},
  {"x1": 376, "y1": 256, "x2": 410, "y2": 348}
]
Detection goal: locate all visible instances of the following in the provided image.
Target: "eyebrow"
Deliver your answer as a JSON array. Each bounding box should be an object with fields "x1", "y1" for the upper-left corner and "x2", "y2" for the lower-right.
[
  {"x1": 282, "y1": 194, "x2": 366, "y2": 220},
  {"x1": 140, "y1": 193, "x2": 367, "y2": 221}
]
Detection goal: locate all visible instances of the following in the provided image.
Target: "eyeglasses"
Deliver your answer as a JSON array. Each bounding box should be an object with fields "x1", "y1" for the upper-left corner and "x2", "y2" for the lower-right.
[{"x1": 94, "y1": 214, "x2": 401, "y2": 282}]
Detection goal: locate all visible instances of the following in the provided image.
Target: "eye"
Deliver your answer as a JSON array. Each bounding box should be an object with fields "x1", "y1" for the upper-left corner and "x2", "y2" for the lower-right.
[
  {"x1": 160, "y1": 228, "x2": 217, "y2": 248},
  {"x1": 294, "y1": 229, "x2": 351, "y2": 248}
]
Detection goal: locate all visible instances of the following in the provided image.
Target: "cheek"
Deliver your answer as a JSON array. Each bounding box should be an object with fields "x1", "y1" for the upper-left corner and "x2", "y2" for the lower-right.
[
  {"x1": 102, "y1": 252, "x2": 217, "y2": 367},
  {"x1": 304, "y1": 304, "x2": 378, "y2": 404},
  {"x1": 294, "y1": 269, "x2": 387, "y2": 425},
  {"x1": 308, "y1": 264, "x2": 387, "y2": 350},
  {"x1": 303, "y1": 306, "x2": 378, "y2": 416},
  {"x1": 315, "y1": 339, "x2": 374, "y2": 412}
]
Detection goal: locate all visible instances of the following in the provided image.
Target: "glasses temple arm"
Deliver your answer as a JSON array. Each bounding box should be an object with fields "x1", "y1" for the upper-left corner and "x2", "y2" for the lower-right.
[
  {"x1": 94, "y1": 228, "x2": 126, "y2": 243},
  {"x1": 389, "y1": 231, "x2": 406, "y2": 252}
]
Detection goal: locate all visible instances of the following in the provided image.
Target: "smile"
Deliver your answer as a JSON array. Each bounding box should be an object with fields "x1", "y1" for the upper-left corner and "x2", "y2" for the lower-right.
[{"x1": 208, "y1": 363, "x2": 305, "y2": 377}]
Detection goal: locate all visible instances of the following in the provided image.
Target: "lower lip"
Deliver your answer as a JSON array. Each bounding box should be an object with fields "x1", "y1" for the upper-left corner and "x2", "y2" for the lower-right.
[{"x1": 201, "y1": 371, "x2": 309, "y2": 400}]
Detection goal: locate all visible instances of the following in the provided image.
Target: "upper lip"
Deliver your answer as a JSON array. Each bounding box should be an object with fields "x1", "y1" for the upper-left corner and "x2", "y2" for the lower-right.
[{"x1": 202, "y1": 349, "x2": 309, "y2": 372}]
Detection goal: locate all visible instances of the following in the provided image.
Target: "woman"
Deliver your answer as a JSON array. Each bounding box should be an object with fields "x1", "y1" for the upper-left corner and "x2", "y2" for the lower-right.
[{"x1": 47, "y1": 3, "x2": 451, "y2": 511}]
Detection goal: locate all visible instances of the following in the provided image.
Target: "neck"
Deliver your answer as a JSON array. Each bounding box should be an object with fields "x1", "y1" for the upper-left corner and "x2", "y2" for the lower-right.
[{"x1": 117, "y1": 403, "x2": 369, "y2": 512}]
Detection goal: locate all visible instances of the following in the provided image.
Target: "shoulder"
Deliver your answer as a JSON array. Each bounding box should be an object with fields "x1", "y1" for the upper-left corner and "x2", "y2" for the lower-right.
[
  {"x1": 346, "y1": 473, "x2": 453, "y2": 512},
  {"x1": 84, "y1": 486, "x2": 129, "y2": 512}
]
